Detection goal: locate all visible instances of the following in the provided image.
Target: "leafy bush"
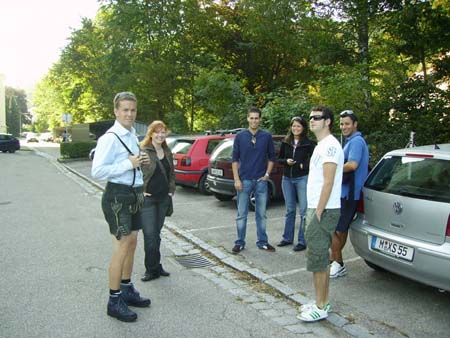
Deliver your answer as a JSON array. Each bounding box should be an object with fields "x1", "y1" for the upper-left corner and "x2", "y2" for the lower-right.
[{"x1": 60, "y1": 141, "x2": 96, "y2": 159}]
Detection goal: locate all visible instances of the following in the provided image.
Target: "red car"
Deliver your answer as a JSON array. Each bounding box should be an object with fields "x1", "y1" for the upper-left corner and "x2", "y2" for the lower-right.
[{"x1": 172, "y1": 134, "x2": 234, "y2": 194}]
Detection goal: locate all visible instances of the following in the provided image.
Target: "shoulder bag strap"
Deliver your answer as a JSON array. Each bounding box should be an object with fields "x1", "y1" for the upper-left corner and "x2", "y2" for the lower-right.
[{"x1": 107, "y1": 131, "x2": 138, "y2": 187}]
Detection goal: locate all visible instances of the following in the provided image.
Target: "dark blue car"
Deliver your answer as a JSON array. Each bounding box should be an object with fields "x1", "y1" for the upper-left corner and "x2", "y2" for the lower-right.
[{"x1": 0, "y1": 133, "x2": 20, "y2": 153}]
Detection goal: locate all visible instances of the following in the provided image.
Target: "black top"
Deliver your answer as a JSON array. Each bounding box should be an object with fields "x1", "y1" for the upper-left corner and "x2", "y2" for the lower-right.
[
  {"x1": 146, "y1": 156, "x2": 170, "y2": 200},
  {"x1": 276, "y1": 137, "x2": 316, "y2": 178}
]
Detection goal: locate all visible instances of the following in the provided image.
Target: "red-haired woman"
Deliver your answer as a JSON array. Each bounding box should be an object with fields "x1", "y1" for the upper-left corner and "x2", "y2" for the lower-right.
[{"x1": 139, "y1": 120, "x2": 176, "y2": 281}]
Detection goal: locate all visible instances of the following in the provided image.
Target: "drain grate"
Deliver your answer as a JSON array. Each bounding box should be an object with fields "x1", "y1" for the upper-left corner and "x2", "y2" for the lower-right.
[{"x1": 174, "y1": 253, "x2": 215, "y2": 268}]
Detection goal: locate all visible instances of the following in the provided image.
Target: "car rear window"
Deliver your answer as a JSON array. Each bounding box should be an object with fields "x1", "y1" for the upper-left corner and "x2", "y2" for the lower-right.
[
  {"x1": 206, "y1": 139, "x2": 224, "y2": 154},
  {"x1": 172, "y1": 140, "x2": 194, "y2": 154},
  {"x1": 211, "y1": 140, "x2": 233, "y2": 161},
  {"x1": 365, "y1": 155, "x2": 450, "y2": 203}
]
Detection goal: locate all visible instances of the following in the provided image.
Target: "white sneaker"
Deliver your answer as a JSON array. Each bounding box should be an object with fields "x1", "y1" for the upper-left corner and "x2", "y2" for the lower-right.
[
  {"x1": 300, "y1": 302, "x2": 331, "y2": 313},
  {"x1": 330, "y1": 261, "x2": 347, "y2": 278},
  {"x1": 297, "y1": 304, "x2": 328, "y2": 322}
]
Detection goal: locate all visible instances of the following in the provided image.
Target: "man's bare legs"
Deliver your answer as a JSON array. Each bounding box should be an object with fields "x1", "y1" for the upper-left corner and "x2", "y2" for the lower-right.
[
  {"x1": 330, "y1": 231, "x2": 348, "y2": 263},
  {"x1": 313, "y1": 265, "x2": 330, "y2": 309},
  {"x1": 109, "y1": 231, "x2": 138, "y2": 290}
]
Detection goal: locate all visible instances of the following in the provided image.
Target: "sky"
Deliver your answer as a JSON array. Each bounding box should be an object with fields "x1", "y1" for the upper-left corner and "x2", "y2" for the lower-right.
[{"x1": 0, "y1": 0, "x2": 100, "y2": 91}]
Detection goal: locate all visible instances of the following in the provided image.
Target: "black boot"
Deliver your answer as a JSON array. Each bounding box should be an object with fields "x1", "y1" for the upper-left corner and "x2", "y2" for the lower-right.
[
  {"x1": 120, "y1": 283, "x2": 151, "y2": 307},
  {"x1": 159, "y1": 264, "x2": 170, "y2": 277},
  {"x1": 107, "y1": 294, "x2": 138, "y2": 322}
]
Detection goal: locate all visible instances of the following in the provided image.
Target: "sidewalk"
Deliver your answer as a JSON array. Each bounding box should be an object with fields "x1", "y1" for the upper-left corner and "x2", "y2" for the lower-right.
[{"x1": 4, "y1": 146, "x2": 352, "y2": 338}]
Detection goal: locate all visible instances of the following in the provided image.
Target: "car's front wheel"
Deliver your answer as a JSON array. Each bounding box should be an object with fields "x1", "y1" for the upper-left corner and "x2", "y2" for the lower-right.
[
  {"x1": 198, "y1": 173, "x2": 212, "y2": 195},
  {"x1": 8, "y1": 147, "x2": 16, "y2": 153}
]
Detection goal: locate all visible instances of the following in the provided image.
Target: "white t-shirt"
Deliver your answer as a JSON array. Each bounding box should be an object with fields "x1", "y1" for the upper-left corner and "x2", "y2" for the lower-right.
[{"x1": 307, "y1": 134, "x2": 344, "y2": 209}]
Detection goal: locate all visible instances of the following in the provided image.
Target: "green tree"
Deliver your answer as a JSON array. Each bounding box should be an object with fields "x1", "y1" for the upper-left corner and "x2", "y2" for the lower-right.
[
  {"x1": 193, "y1": 67, "x2": 246, "y2": 131},
  {"x1": 5, "y1": 87, "x2": 28, "y2": 136}
]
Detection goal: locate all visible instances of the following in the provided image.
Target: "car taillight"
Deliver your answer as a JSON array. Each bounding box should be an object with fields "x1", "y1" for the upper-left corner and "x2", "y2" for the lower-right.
[
  {"x1": 356, "y1": 198, "x2": 364, "y2": 214},
  {"x1": 446, "y1": 215, "x2": 450, "y2": 237},
  {"x1": 181, "y1": 156, "x2": 191, "y2": 166}
]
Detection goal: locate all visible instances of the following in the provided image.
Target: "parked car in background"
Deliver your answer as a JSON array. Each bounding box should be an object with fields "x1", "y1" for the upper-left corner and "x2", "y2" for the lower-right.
[
  {"x1": 166, "y1": 134, "x2": 184, "y2": 150},
  {"x1": 350, "y1": 143, "x2": 450, "y2": 291},
  {"x1": 26, "y1": 132, "x2": 39, "y2": 143},
  {"x1": 172, "y1": 134, "x2": 235, "y2": 194},
  {"x1": 39, "y1": 132, "x2": 54, "y2": 142},
  {"x1": 207, "y1": 135, "x2": 285, "y2": 210},
  {"x1": 0, "y1": 133, "x2": 20, "y2": 153}
]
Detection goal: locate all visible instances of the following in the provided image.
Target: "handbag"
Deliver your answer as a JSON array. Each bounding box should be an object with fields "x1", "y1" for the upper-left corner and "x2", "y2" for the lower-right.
[
  {"x1": 166, "y1": 196, "x2": 173, "y2": 217},
  {"x1": 155, "y1": 155, "x2": 174, "y2": 217}
]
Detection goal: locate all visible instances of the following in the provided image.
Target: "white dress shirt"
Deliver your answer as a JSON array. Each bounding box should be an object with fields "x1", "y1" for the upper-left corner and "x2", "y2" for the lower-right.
[{"x1": 91, "y1": 121, "x2": 143, "y2": 187}]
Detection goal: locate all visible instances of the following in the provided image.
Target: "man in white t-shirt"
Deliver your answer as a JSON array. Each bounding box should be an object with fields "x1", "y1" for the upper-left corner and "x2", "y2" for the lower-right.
[{"x1": 297, "y1": 106, "x2": 344, "y2": 322}]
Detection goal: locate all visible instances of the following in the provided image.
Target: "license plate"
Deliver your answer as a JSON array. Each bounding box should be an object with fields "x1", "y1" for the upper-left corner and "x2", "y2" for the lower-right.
[
  {"x1": 370, "y1": 236, "x2": 414, "y2": 262},
  {"x1": 211, "y1": 168, "x2": 223, "y2": 176},
  {"x1": 173, "y1": 158, "x2": 178, "y2": 166}
]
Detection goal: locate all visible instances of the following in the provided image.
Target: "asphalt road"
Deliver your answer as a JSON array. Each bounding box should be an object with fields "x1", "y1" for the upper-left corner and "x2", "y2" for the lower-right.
[{"x1": 14, "y1": 142, "x2": 450, "y2": 338}]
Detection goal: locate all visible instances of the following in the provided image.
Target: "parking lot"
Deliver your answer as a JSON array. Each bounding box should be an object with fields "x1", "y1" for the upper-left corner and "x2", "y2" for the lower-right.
[{"x1": 164, "y1": 185, "x2": 450, "y2": 338}]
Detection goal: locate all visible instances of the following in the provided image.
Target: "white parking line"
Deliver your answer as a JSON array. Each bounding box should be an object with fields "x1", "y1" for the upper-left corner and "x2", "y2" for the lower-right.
[
  {"x1": 187, "y1": 225, "x2": 234, "y2": 232},
  {"x1": 270, "y1": 256, "x2": 362, "y2": 278},
  {"x1": 187, "y1": 216, "x2": 285, "y2": 232}
]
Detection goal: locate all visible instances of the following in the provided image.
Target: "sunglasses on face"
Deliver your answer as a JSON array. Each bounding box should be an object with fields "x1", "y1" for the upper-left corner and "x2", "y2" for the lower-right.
[
  {"x1": 340, "y1": 110, "x2": 354, "y2": 117},
  {"x1": 309, "y1": 115, "x2": 326, "y2": 121}
]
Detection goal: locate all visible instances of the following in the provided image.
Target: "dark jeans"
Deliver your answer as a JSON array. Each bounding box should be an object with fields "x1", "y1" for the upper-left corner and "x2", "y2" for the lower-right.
[{"x1": 140, "y1": 195, "x2": 170, "y2": 275}]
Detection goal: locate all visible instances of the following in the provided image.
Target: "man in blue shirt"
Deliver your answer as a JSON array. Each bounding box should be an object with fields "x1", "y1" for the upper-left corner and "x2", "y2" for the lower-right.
[
  {"x1": 92, "y1": 92, "x2": 151, "y2": 322},
  {"x1": 231, "y1": 107, "x2": 276, "y2": 253},
  {"x1": 329, "y1": 110, "x2": 369, "y2": 278}
]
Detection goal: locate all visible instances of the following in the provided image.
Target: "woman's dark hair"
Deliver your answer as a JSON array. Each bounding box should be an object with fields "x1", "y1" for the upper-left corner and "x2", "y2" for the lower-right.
[{"x1": 285, "y1": 116, "x2": 308, "y2": 144}]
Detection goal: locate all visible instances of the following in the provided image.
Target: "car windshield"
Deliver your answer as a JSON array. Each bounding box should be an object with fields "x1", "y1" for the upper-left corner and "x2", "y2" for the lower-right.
[
  {"x1": 210, "y1": 140, "x2": 233, "y2": 161},
  {"x1": 172, "y1": 140, "x2": 194, "y2": 154},
  {"x1": 365, "y1": 155, "x2": 450, "y2": 203}
]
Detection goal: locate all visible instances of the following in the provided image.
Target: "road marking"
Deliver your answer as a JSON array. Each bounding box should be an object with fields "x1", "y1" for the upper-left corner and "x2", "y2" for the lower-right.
[
  {"x1": 188, "y1": 225, "x2": 234, "y2": 232},
  {"x1": 187, "y1": 216, "x2": 285, "y2": 232},
  {"x1": 270, "y1": 256, "x2": 362, "y2": 278}
]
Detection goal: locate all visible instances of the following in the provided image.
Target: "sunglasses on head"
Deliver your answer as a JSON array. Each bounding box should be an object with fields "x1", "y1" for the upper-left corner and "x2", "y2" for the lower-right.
[
  {"x1": 291, "y1": 116, "x2": 305, "y2": 123},
  {"x1": 309, "y1": 115, "x2": 326, "y2": 121},
  {"x1": 340, "y1": 110, "x2": 354, "y2": 117}
]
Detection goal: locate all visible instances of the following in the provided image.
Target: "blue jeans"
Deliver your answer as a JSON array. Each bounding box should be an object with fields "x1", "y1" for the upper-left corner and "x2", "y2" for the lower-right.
[
  {"x1": 281, "y1": 175, "x2": 307, "y2": 245},
  {"x1": 235, "y1": 179, "x2": 269, "y2": 248}
]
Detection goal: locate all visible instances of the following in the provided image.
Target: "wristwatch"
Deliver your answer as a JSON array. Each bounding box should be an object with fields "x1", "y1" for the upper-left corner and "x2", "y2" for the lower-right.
[{"x1": 265, "y1": 172, "x2": 270, "y2": 177}]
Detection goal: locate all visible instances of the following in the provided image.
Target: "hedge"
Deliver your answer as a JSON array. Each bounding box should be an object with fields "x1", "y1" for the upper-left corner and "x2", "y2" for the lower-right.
[{"x1": 60, "y1": 141, "x2": 96, "y2": 159}]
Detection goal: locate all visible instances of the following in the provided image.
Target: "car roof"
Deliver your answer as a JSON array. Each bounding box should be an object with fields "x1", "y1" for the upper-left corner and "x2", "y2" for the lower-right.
[
  {"x1": 0, "y1": 133, "x2": 13, "y2": 136},
  {"x1": 176, "y1": 134, "x2": 232, "y2": 141},
  {"x1": 386, "y1": 143, "x2": 450, "y2": 160}
]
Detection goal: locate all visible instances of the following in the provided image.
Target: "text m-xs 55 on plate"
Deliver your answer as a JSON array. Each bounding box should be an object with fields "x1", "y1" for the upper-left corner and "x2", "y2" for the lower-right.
[{"x1": 370, "y1": 236, "x2": 414, "y2": 261}]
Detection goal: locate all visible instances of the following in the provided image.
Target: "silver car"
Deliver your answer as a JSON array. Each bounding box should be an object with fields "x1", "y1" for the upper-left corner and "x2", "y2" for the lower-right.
[{"x1": 350, "y1": 143, "x2": 450, "y2": 291}]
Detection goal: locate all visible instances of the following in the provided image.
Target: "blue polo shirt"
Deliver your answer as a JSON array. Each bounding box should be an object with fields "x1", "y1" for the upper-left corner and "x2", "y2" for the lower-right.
[
  {"x1": 232, "y1": 129, "x2": 275, "y2": 180},
  {"x1": 341, "y1": 131, "x2": 369, "y2": 200}
]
